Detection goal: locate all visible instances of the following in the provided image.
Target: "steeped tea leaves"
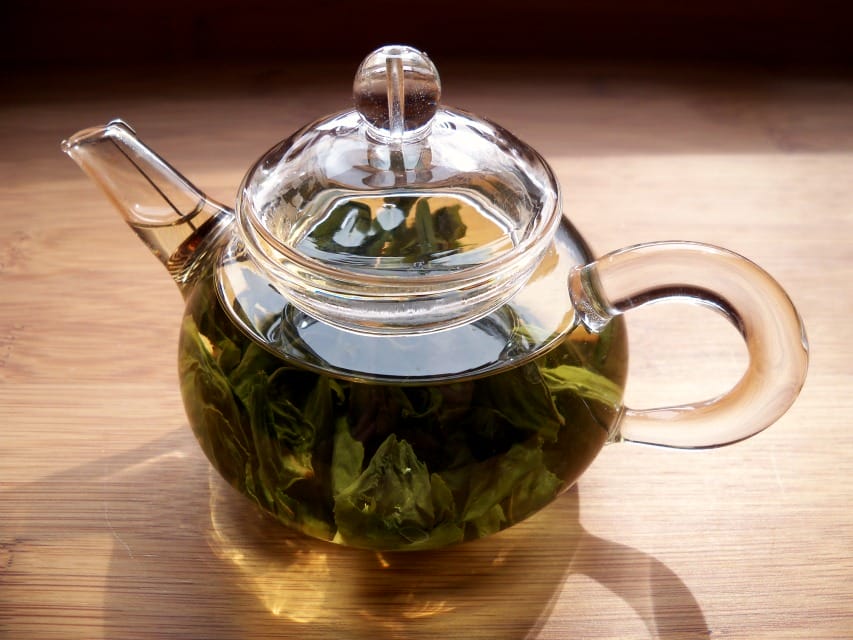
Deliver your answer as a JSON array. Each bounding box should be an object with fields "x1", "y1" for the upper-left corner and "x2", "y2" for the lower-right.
[{"x1": 179, "y1": 273, "x2": 627, "y2": 550}]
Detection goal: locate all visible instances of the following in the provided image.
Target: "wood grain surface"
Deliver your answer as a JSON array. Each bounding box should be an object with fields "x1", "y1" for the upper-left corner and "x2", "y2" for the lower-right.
[{"x1": 1, "y1": 60, "x2": 851, "y2": 639}]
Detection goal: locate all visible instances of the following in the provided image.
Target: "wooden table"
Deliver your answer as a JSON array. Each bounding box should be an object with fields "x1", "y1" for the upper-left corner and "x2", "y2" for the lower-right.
[{"x1": 2, "y1": 60, "x2": 851, "y2": 639}]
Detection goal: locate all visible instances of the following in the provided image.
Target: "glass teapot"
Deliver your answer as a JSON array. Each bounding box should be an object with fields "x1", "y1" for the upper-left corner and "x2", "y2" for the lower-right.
[{"x1": 63, "y1": 46, "x2": 808, "y2": 551}]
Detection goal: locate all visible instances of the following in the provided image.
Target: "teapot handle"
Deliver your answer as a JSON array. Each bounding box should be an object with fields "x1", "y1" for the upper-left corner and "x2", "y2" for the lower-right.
[{"x1": 569, "y1": 241, "x2": 808, "y2": 448}]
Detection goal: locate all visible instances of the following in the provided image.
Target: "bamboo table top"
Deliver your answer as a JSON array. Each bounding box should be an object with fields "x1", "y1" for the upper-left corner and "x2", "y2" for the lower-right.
[{"x1": 1, "y1": 60, "x2": 851, "y2": 639}]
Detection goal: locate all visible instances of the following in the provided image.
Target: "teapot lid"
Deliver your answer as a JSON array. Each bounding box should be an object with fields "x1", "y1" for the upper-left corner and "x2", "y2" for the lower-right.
[{"x1": 236, "y1": 45, "x2": 561, "y2": 334}]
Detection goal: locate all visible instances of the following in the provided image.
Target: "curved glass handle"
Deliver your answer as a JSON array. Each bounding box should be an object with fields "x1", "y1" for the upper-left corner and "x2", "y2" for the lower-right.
[{"x1": 569, "y1": 241, "x2": 809, "y2": 448}]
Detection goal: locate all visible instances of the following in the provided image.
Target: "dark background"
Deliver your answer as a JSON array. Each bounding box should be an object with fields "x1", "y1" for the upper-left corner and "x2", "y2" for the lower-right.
[{"x1": 3, "y1": 0, "x2": 852, "y2": 70}]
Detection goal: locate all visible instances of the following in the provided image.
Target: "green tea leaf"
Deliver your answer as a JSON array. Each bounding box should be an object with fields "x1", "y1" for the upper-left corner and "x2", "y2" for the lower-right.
[
  {"x1": 229, "y1": 342, "x2": 280, "y2": 405},
  {"x1": 216, "y1": 336, "x2": 243, "y2": 375},
  {"x1": 308, "y1": 200, "x2": 372, "y2": 253},
  {"x1": 540, "y1": 364, "x2": 622, "y2": 409},
  {"x1": 506, "y1": 460, "x2": 562, "y2": 523},
  {"x1": 244, "y1": 371, "x2": 314, "y2": 508},
  {"x1": 430, "y1": 472, "x2": 457, "y2": 523},
  {"x1": 414, "y1": 198, "x2": 438, "y2": 255},
  {"x1": 459, "y1": 441, "x2": 553, "y2": 522},
  {"x1": 331, "y1": 416, "x2": 364, "y2": 496},
  {"x1": 179, "y1": 317, "x2": 249, "y2": 479},
  {"x1": 401, "y1": 386, "x2": 443, "y2": 419},
  {"x1": 468, "y1": 504, "x2": 506, "y2": 539},
  {"x1": 334, "y1": 434, "x2": 436, "y2": 548},
  {"x1": 433, "y1": 204, "x2": 466, "y2": 243},
  {"x1": 347, "y1": 383, "x2": 414, "y2": 440},
  {"x1": 476, "y1": 363, "x2": 564, "y2": 441}
]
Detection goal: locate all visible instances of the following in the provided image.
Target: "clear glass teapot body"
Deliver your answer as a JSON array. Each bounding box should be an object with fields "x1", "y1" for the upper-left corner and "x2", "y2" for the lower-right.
[{"x1": 181, "y1": 219, "x2": 628, "y2": 549}]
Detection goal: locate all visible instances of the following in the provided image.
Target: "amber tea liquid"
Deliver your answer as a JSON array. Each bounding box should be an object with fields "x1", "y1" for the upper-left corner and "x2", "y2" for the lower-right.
[{"x1": 178, "y1": 267, "x2": 628, "y2": 550}]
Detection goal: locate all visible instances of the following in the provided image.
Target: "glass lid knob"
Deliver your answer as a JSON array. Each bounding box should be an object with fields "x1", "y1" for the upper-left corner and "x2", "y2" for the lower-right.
[{"x1": 353, "y1": 45, "x2": 441, "y2": 142}]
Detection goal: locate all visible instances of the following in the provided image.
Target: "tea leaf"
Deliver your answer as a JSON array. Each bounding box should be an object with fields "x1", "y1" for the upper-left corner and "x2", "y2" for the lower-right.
[
  {"x1": 476, "y1": 363, "x2": 564, "y2": 441},
  {"x1": 459, "y1": 441, "x2": 550, "y2": 522},
  {"x1": 468, "y1": 504, "x2": 506, "y2": 539},
  {"x1": 245, "y1": 371, "x2": 315, "y2": 503},
  {"x1": 433, "y1": 204, "x2": 466, "y2": 242},
  {"x1": 334, "y1": 434, "x2": 436, "y2": 548},
  {"x1": 179, "y1": 317, "x2": 249, "y2": 479},
  {"x1": 540, "y1": 364, "x2": 622, "y2": 408},
  {"x1": 331, "y1": 416, "x2": 364, "y2": 496}
]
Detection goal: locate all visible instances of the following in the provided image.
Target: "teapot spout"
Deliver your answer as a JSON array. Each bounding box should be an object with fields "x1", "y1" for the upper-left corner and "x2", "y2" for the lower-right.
[{"x1": 62, "y1": 120, "x2": 233, "y2": 287}]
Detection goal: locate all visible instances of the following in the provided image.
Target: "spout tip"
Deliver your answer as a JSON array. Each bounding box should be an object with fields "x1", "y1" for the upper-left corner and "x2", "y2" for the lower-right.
[
  {"x1": 61, "y1": 119, "x2": 138, "y2": 158},
  {"x1": 106, "y1": 118, "x2": 137, "y2": 135}
]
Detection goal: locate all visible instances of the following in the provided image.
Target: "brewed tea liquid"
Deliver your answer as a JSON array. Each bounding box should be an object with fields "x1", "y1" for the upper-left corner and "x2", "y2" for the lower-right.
[{"x1": 179, "y1": 273, "x2": 627, "y2": 550}]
